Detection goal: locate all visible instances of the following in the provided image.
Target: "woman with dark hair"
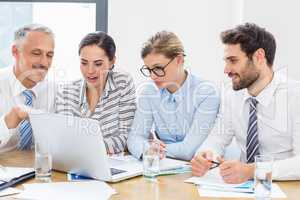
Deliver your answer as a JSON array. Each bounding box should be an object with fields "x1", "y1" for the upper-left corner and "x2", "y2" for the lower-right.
[{"x1": 55, "y1": 32, "x2": 136, "y2": 154}]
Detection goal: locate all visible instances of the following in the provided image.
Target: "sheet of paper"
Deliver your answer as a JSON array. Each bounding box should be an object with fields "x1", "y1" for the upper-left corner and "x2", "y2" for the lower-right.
[
  {"x1": 0, "y1": 167, "x2": 34, "y2": 182},
  {"x1": 198, "y1": 183, "x2": 286, "y2": 198},
  {"x1": 158, "y1": 165, "x2": 191, "y2": 176},
  {"x1": 159, "y1": 158, "x2": 189, "y2": 171},
  {"x1": 0, "y1": 188, "x2": 21, "y2": 197},
  {"x1": 15, "y1": 181, "x2": 116, "y2": 200},
  {"x1": 185, "y1": 167, "x2": 248, "y2": 189},
  {"x1": 109, "y1": 155, "x2": 188, "y2": 172}
]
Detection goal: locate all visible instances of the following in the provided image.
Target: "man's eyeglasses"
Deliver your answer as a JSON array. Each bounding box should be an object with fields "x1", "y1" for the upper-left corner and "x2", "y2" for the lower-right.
[{"x1": 140, "y1": 57, "x2": 175, "y2": 77}]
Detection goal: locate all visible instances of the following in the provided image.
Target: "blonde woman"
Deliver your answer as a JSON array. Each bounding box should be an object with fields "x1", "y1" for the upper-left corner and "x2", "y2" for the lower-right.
[{"x1": 127, "y1": 31, "x2": 220, "y2": 161}]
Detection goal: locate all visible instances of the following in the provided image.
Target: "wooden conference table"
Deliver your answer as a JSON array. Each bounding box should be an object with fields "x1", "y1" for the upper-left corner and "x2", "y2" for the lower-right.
[{"x1": 1, "y1": 150, "x2": 300, "y2": 200}]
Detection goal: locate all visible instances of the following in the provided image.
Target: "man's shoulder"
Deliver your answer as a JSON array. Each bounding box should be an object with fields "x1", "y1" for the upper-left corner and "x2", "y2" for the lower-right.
[
  {"x1": 0, "y1": 67, "x2": 12, "y2": 81},
  {"x1": 0, "y1": 67, "x2": 13, "y2": 95},
  {"x1": 222, "y1": 82, "x2": 245, "y2": 100}
]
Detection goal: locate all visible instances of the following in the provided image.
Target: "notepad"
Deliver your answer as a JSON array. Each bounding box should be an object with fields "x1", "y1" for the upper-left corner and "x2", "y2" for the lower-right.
[
  {"x1": 0, "y1": 167, "x2": 35, "y2": 191},
  {"x1": 185, "y1": 167, "x2": 286, "y2": 198},
  {"x1": 158, "y1": 165, "x2": 192, "y2": 176},
  {"x1": 0, "y1": 188, "x2": 21, "y2": 197},
  {"x1": 184, "y1": 167, "x2": 252, "y2": 192},
  {"x1": 197, "y1": 184, "x2": 287, "y2": 198},
  {"x1": 0, "y1": 167, "x2": 34, "y2": 182}
]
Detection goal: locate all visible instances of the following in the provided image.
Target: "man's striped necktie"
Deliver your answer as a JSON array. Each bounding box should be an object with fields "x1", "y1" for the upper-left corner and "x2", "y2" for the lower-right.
[
  {"x1": 18, "y1": 90, "x2": 34, "y2": 150},
  {"x1": 246, "y1": 97, "x2": 260, "y2": 163}
]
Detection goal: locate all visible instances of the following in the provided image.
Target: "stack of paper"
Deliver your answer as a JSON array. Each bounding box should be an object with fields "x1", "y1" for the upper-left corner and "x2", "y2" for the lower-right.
[
  {"x1": 185, "y1": 168, "x2": 254, "y2": 193},
  {"x1": 0, "y1": 167, "x2": 34, "y2": 183},
  {"x1": 158, "y1": 165, "x2": 191, "y2": 176},
  {"x1": 0, "y1": 167, "x2": 34, "y2": 197},
  {"x1": 197, "y1": 184, "x2": 286, "y2": 198},
  {"x1": 15, "y1": 181, "x2": 116, "y2": 200},
  {"x1": 0, "y1": 188, "x2": 21, "y2": 197},
  {"x1": 185, "y1": 168, "x2": 286, "y2": 198},
  {"x1": 109, "y1": 155, "x2": 189, "y2": 173}
]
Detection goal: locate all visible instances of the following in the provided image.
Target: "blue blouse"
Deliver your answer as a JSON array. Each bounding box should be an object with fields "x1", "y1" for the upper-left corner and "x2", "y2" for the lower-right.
[{"x1": 127, "y1": 72, "x2": 220, "y2": 160}]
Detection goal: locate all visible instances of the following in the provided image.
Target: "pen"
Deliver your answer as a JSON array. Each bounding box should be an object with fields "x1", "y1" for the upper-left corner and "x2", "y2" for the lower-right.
[
  {"x1": 150, "y1": 131, "x2": 167, "y2": 151},
  {"x1": 150, "y1": 130, "x2": 159, "y2": 140},
  {"x1": 209, "y1": 160, "x2": 220, "y2": 170}
]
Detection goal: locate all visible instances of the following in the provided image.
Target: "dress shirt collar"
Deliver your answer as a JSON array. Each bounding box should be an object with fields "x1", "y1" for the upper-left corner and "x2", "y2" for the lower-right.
[
  {"x1": 241, "y1": 72, "x2": 284, "y2": 108},
  {"x1": 79, "y1": 71, "x2": 115, "y2": 107},
  {"x1": 9, "y1": 66, "x2": 41, "y2": 99},
  {"x1": 159, "y1": 70, "x2": 190, "y2": 103}
]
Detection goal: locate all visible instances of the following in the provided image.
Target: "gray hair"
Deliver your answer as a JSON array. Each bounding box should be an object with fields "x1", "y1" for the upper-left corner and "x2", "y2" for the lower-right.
[{"x1": 14, "y1": 24, "x2": 54, "y2": 47}]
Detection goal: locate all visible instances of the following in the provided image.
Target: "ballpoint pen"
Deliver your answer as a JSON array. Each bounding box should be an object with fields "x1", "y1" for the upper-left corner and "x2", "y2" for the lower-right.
[
  {"x1": 150, "y1": 130, "x2": 167, "y2": 153},
  {"x1": 209, "y1": 160, "x2": 220, "y2": 170}
]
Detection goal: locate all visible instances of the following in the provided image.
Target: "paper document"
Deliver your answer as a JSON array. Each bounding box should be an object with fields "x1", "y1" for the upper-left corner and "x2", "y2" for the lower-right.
[
  {"x1": 0, "y1": 167, "x2": 34, "y2": 182},
  {"x1": 185, "y1": 167, "x2": 253, "y2": 192},
  {"x1": 0, "y1": 188, "x2": 21, "y2": 197},
  {"x1": 184, "y1": 168, "x2": 286, "y2": 198},
  {"x1": 109, "y1": 155, "x2": 189, "y2": 172},
  {"x1": 198, "y1": 184, "x2": 286, "y2": 198},
  {"x1": 158, "y1": 165, "x2": 191, "y2": 176},
  {"x1": 15, "y1": 181, "x2": 116, "y2": 200}
]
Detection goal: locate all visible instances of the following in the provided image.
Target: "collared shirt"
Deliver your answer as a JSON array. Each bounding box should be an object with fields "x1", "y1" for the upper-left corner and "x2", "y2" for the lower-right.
[
  {"x1": 55, "y1": 71, "x2": 136, "y2": 154},
  {"x1": 197, "y1": 72, "x2": 300, "y2": 180},
  {"x1": 127, "y1": 72, "x2": 220, "y2": 161},
  {"x1": 0, "y1": 67, "x2": 56, "y2": 153}
]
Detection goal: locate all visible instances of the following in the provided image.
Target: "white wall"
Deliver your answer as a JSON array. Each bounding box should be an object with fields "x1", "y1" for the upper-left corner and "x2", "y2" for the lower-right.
[
  {"x1": 109, "y1": 0, "x2": 300, "y2": 85},
  {"x1": 108, "y1": 0, "x2": 242, "y2": 85},
  {"x1": 0, "y1": 3, "x2": 96, "y2": 82},
  {"x1": 33, "y1": 3, "x2": 96, "y2": 82},
  {"x1": 243, "y1": 0, "x2": 300, "y2": 80}
]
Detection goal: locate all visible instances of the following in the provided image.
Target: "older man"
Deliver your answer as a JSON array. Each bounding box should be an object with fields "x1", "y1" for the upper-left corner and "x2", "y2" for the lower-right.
[{"x1": 0, "y1": 24, "x2": 56, "y2": 152}]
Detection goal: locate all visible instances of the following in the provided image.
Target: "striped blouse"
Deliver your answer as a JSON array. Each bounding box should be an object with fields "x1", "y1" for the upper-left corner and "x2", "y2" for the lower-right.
[{"x1": 55, "y1": 71, "x2": 136, "y2": 154}]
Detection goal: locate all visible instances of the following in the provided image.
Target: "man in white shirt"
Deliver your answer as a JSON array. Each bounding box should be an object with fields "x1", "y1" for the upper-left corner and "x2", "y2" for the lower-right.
[
  {"x1": 0, "y1": 24, "x2": 56, "y2": 152},
  {"x1": 191, "y1": 23, "x2": 300, "y2": 183}
]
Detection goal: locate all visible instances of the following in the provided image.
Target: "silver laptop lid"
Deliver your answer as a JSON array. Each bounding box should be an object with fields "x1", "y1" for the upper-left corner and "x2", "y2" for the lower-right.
[{"x1": 30, "y1": 113, "x2": 112, "y2": 181}]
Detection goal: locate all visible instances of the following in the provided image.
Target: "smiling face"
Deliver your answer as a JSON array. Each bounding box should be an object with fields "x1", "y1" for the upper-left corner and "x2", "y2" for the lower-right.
[
  {"x1": 223, "y1": 44, "x2": 260, "y2": 91},
  {"x1": 13, "y1": 31, "x2": 55, "y2": 88},
  {"x1": 79, "y1": 44, "x2": 115, "y2": 90},
  {"x1": 143, "y1": 53, "x2": 184, "y2": 90}
]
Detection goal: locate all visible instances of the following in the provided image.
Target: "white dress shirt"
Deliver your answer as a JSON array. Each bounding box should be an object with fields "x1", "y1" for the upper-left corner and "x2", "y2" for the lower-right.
[
  {"x1": 197, "y1": 72, "x2": 300, "y2": 180},
  {"x1": 0, "y1": 67, "x2": 56, "y2": 153}
]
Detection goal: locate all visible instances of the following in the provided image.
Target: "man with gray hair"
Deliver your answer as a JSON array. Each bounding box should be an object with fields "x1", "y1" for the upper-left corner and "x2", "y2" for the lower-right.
[{"x1": 0, "y1": 24, "x2": 56, "y2": 152}]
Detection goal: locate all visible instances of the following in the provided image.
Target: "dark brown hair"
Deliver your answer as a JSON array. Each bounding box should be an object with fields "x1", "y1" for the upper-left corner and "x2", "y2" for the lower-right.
[
  {"x1": 221, "y1": 23, "x2": 276, "y2": 67},
  {"x1": 79, "y1": 31, "x2": 116, "y2": 61}
]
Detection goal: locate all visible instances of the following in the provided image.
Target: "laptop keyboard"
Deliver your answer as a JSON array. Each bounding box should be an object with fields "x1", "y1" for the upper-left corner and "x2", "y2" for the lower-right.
[{"x1": 110, "y1": 168, "x2": 127, "y2": 175}]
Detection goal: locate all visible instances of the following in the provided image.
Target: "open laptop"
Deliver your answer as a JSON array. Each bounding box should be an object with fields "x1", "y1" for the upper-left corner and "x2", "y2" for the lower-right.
[{"x1": 29, "y1": 113, "x2": 188, "y2": 182}]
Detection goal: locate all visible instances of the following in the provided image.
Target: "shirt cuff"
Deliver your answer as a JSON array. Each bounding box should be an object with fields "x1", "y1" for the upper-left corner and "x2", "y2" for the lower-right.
[
  {"x1": 165, "y1": 143, "x2": 194, "y2": 161},
  {"x1": 272, "y1": 156, "x2": 300, "y2": 180},
  {"x1": 128, "y1": 139, "x2": 144, "y2": 160},
  {"x1": 0, "y1": 115, "x2": 11, "y2": 146}
]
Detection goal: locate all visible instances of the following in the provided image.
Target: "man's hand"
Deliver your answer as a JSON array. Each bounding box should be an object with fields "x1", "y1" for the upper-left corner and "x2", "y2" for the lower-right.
[
  {"x1": 191, "y1": 150, "x2": 214, "y2": 177},
  {"x1": 219, "y1": 159, "x2": 254, "y2": 184},
  {"x1": 4, "y1": 107, "x2": 28, "y2": 129}
]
